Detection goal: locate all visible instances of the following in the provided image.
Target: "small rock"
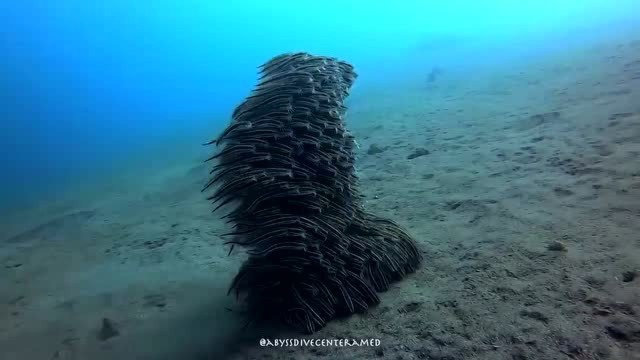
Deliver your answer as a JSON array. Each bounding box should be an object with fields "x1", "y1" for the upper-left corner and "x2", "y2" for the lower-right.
[
  {"x1": 520, "y1": 309, "x2": 549, "y2": 323},
  {"x1": 367, "y1": 144, "x2": 387, "y2": 155},
  {"x1": 511, "y1": 346, "x2": 528, "y2": 360},
  {"x1": 98, "y1": 318, "x2": 119, "y2": 341},
  {"x1": 584, "y1": 296, "x2": 600, "y2": 305},
  {"x1": 605, "y1": 316, "x2": 640, "y2": 342},
  {"x1": 611, "y1": 301, "x2": 636, "y2": 315},
  {"x1": 553, "y1": 187, "x2": 574, "y2": 196},
  {"x1": 593, "y1": 306, "x2": 614, "y2": 316},
  {"x1": 415, "y1": 348, "x2": 430, "y2": 359},
  {"x1": 606, "y1": 322, "x2": 640, "y2": 342},
  {"x1": 143, "y1": 294, "x2": 167, "y2": 309},
  {"x1": 547, "y1": 241, "x2": 567, "y2": 251},
  {"x1": 622, "y1": 270, "x2": 637, "y2": 282},
  {"x1": 8, "y1": 295, "x2": 25, "y2": 305},
  {"x1": 407, "y1": 148, "x2": 430, "y2": 159},
  {"x1": 398, "y1": 301, "x2": 423, "y2": 313},
  {"x1": 144, "y1": 238, "x2": 166, "y2": 250},
  {"x1": 566, "y1": 343, "x2": 583, "y2": 356}
]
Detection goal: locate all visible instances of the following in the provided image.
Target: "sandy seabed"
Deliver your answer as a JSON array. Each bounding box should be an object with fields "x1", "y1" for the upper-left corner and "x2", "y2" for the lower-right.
[{"x1": 2, "y1": 33, "x2": 640, "y2": 360}]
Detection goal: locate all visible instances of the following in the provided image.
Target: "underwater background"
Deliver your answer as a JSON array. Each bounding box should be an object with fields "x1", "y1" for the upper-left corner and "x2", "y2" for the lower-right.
[
  {"x1": 2, "y1": 0, "x2": 638, "y2": 210},
  {"x1": 2, "y1": 1, "x2": 640, "y2": 359}
]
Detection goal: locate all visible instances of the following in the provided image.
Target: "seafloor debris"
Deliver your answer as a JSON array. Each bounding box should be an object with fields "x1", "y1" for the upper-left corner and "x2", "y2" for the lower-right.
[
  {"x1": 97, "y1": 318, "x2": 119, "y2": 341},
  {"x1": 547, "y1": 241, "x2": 568, "y2": 251},
  {"x1": 367, "y1": 143, "x2": 387, "y2": 155},
  {"x1": 407, "y1": 147, "x2": 431, "y2": 159}
]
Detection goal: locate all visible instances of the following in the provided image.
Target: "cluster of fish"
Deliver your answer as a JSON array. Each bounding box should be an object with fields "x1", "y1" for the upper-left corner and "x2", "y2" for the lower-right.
[{"x1": 203, "y1": 52, "x2": 421, "y2": 333}]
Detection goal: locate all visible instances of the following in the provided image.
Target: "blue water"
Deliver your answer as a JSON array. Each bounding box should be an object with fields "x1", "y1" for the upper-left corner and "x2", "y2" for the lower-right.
[{"x1": 1, "y1": 0, "x2": 638, "y2": 211}]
